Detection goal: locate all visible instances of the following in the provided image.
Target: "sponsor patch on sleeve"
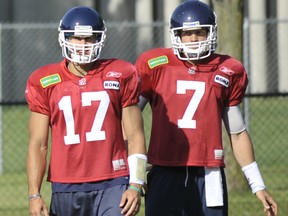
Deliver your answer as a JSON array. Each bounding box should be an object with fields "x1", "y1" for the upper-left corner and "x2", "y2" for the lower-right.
[
  {"x1": 148, "y1": 55, "x2": 168, "y2": 69},
  {"x1": 40, "y1": 74, "x2": 61, "y2": 88},
  {"x1": 104, "y1": 81, "x2": 120, "y2": 90},
  {"x1": 214, "y1": 75, "x2": 229, "y2": 87}
]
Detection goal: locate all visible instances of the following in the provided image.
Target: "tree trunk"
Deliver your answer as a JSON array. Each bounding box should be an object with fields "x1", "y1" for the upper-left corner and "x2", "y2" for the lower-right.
[{"x1": 211, "y1": 0, "x2": 248, "y2": 192}]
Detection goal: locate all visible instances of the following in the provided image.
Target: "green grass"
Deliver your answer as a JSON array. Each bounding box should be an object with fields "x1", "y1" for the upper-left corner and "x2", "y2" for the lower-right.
[{"x1": 0, "y1": 97, "x2": 287, "y2": 216}]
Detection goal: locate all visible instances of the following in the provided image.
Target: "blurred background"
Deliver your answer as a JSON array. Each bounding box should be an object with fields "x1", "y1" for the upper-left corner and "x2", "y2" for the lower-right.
[{"x1": 0, "y1": 0, "x2": 287, "y2": 215}]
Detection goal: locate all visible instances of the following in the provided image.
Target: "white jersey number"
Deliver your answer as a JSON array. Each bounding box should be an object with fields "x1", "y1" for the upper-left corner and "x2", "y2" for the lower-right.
[
  {"x1": 177, "y1": 80, "x2": 205, "y2": 129},
  {"x1": 58, "y1": 91, "x2": 109, "y2": 145}
]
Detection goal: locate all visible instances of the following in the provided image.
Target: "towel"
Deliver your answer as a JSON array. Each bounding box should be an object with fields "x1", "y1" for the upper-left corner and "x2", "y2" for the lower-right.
[{"x1": 204, "y1": 167, "x2": 224, "y2": 207}]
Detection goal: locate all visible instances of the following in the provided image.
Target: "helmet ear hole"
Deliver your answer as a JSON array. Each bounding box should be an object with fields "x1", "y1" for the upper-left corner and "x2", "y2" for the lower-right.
[{"x1": 58, "y1": 6, "x2": 107, "y2": 64}]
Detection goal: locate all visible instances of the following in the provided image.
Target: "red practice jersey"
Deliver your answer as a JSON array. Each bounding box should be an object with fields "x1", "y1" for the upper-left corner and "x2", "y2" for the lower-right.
[
  {"x1": 135, "y1": 48, "x2": 248, "y2": 167},
  {"x1": 25, "y1": 59, "x2": 140, "y2": 183}
]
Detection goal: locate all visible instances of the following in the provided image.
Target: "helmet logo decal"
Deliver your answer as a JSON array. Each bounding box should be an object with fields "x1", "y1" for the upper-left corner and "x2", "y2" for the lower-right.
[
  {"x1": 183, "y1": 21, "x2": 200, "y2": 28},
  {"x1": 148, "y1": 55, "x2": 168, "y2": 69},
  {"x1": 74, "y1": 25, "x2": 93, "y2": 36}
]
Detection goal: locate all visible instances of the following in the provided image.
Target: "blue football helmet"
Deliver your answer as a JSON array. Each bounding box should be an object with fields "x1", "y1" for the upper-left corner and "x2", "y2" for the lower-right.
[
  {"x1": 169, "y1": 0, "x2": 217, "y2": 60},
  {"x1": 58, "y1": 6, "x2": 106, "y2": 64}
]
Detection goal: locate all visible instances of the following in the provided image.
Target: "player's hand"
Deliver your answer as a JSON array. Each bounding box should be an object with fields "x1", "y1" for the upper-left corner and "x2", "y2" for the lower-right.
[
  {"x1": 119, "y1": 184, "x2": 142, "y2": 216},
  {"x1": 255, "y1": 190, "x2": 277, "y2": 216},
  {"x1": 29, "y1": 197, "x2": 49, "y2": 216}
]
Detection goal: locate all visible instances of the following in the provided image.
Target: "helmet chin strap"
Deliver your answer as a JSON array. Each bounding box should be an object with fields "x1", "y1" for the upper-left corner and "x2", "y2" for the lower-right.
[{"x1": 186, "y1": 57, "x2": 197, "y2": 66}]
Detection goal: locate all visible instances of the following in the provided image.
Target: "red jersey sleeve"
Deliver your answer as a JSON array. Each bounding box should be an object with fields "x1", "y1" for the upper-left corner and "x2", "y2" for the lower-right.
[
  {"x1": 223, "y1": 57, "x2": 248, "y2": 107},
  {"x1": 25, "y1": 65, "x2": 60, "y2": 116},
  {"x1": 120, "y1": 63, "x2": 141, "y2": 107},
  {"x1": 135, "y1": 50, "x2": 158, "y2": 101}
]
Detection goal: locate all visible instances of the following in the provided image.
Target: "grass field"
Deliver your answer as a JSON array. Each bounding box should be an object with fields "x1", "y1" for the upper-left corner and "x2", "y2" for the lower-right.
[{"x1": 0, "y1": 96, "x2": 287, "y2": 216}]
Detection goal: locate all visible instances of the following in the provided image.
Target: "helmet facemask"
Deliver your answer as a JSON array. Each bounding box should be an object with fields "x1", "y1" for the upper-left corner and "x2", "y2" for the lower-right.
[
  {"x1": 170, "y1": 24, "x2": 217, "y2": 61},
  {"x1": 58, "y1": 25, "x2": 106, "y2": 64}
]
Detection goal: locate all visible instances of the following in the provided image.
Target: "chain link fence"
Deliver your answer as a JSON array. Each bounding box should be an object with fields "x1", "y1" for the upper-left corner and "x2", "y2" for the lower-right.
[{"x1": 0, "y1": 20, "x2": 287, "y2": 215}]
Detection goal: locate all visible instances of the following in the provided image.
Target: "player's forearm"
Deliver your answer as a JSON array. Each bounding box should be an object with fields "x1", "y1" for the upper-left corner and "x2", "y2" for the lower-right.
[
  {"x1": 123, "y1": 105, "x2": 146, "y2": 155},
  {"x1": 27, "y1": 112, "x2": 50, "y2": 195},
  {"x1": 27, "y1": 144, "x2": 47, "y2": 195},
  {"x1": 123, "y1": 105, "x2": 147, "y2": 186},
  {"x1": 230, "y1": 130, "x2": 255, "y2": 167},
  {"x1": 127, "y1": 130, "x2": 146, "y2": 155},
  {"x1": 231, "y1": 130, "x2": 267, "y2": 194}
]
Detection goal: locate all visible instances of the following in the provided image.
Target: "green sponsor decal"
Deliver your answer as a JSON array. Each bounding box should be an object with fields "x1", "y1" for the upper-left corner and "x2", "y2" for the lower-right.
[
  {"x1": 148, "y1": 55, "x2": 168, "y2": 69},
  {"x1": 40, "y1": 74, "x2": 61, "y2": 88}
]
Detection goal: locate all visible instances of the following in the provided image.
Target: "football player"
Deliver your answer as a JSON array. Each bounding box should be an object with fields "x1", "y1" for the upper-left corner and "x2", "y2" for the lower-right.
[
  {"x1": 25, "y1": 6, "x2": 146, "y2": 216},
  {"x1": 136, "y1": 1, "x2": 277, "y2": 216}
]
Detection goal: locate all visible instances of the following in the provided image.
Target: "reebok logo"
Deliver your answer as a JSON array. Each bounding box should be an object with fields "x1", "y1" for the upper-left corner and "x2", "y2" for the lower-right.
[
  {"x1": 219, "y1": 66, "x2": 234, "y2": 76},
  {"x1": 106, "y1": 71, "x2": 122, "y2": 78}
]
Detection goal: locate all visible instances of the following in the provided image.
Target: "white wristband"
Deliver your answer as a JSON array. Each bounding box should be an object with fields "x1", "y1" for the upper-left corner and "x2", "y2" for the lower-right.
[
  {"x1": 242, "y1": 161, "x2": 266, "y2": 194},
  {"x1": 128, "y1": 154, "x2": 147, "y2": 185}
]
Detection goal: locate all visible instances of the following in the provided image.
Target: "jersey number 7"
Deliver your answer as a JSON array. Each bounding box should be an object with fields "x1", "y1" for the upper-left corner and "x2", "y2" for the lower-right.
[{"x1": 177, "y1": 80, "x2": 205, "y2": 129}]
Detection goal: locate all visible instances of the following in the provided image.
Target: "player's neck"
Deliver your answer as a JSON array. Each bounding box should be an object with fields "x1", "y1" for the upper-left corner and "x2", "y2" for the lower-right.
[{"x1": 67, "y1": 62, "x2": 94, "y2": 77}]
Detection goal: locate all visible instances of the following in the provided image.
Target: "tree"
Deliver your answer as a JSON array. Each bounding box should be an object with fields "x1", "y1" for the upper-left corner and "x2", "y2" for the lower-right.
[{"x1": 211, "y1": 0, "x2": 248, "y2": 192}]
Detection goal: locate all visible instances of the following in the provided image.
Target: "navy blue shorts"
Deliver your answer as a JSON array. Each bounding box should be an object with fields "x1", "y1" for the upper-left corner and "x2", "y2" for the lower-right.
[
  {"x1": 145, "y1": 166, "x2": 228, "y2": 216},
  {"x1": 49, "y1": 184, "x2": 128, "y2": 216}
]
